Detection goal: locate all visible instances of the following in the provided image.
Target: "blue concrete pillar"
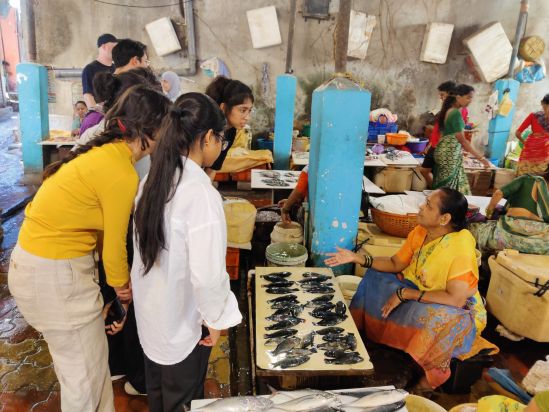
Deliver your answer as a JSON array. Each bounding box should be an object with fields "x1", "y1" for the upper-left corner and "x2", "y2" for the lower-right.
[
  {"x1": 487, "y1": 79, "x2": 520, "y2": 167},
  {"x1": 17, "y1": 63, "x2": 49, "y2": 174},
  {"x1": 273, "y1": 74, "x2": 297, "y2": 170},
  {"x1": 307, "y1": 77, "x2": 371, "y2": 274}
]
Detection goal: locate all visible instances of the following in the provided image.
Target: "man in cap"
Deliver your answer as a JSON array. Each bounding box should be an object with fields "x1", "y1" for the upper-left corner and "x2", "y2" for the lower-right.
[{"x1": 81, "y1": 33, "x2": 118, "y2": 108}]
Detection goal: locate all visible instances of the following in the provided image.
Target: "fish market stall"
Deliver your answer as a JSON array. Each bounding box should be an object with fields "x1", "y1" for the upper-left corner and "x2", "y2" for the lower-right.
[{"x1": 248, "y1": 267, "x2": 373, "y2": 391}]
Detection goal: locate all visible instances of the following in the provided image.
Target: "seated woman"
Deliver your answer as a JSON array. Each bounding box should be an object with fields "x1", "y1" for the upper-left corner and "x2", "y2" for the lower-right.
[
  {"x1": 470, "y1": 167, "x2": 549, "y2": 255},
  {"x1": 325, "y1": 188, "x2": 497, "y2": 391}
]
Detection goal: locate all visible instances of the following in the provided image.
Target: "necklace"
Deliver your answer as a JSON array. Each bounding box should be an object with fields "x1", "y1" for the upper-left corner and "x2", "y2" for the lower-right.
[{"x1": 414, "y1": 233, "x2": 447, "y2": 277}]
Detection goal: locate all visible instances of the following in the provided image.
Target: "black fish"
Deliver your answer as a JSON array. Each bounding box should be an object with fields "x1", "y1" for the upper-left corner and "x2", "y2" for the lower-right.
[
  {"x1": 265, "y1": 317, "x2": 305, "y2": 330},
  {"x1": 262, "y1": 274, "x2": 288, "y2": 283},
  {"x1": 301, "y1": 282, "x2": 334, "y2": 290},
  {"x1": 311, "y1": 310, "x2": 347, "y2": 320},
  {"x1": 347, "y1": 333, "x2": 357, "y2": 351},
  {"x1": 334, "y1": 301, "x2": 346, "y2": 316},
  {"x1": 316, "y1": 326, "x2": 344, "y2": 335},
  {"x1": 266, "y1": 313, "x2": 293, "y2": 322},
  {"x1": 262, "y1": 280, "x2": 295, "y2": 288},
  {"x1": 266, "y1": 271, "x2": 292, "y2": 278},
  {"x1": 271, "y1": 305, "x2": 303, "y2": 317},
  {"x1": 271, "y1": 355, "x2": 310, "y2": 369},
  {"x1": 302, "y1": 271, "x2": 330, "y2": 278},
  {"x1": 300, "y1": 331, "x2": 316, "y2": 349},
  {"x1": 270, "y1": 300, "x2": 302, "y2": 310},
  {"x1": 325, "y1": 352, "x2": 364, "y2": 364},
  {"x1": 265, "y1": 287, "x2": 299, "y2": 295},
  {"x1": 305, "y1": 294, "x2": 335, "y2": 307},
  {"x1": 284, "y1": 348, "x2": 317, "y2": 357},
  {"x1": 264, "y1": 328, "x2": 298, "y2": 339},
  {"x1": 314, "y1": 314, "x2": 347, "y2": 326},
  {"x1": 270, "y1": 336, "x2": 301, "y2": 356},
  {"x1": 324, "y1": 350, "x2": 360, "y2": 359},
  {"x1": 267, "y1": 294, "x2": 298, "y2": 304},
  {"x1": 297, "y1": 275, "x2": 331, "y2": 284},
  {"x1": 318, "y1": 341, "x2": 353, "y2": 351},
  {"x1": 322, "y1": 333, "x2": 348, "y2": 343},
  {"x1": 303, "y1": 286, "x2": 336, "y2": 294}
]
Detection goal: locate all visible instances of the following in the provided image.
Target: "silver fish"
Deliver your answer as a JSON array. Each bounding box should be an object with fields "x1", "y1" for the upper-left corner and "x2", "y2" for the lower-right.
[
  {"x1": 197, "y1": 396, "x2": 274, "y2": 411},
  {"x1": 277, "y1": 392, "x2": 339, "y2": 411},
  {"x1": 347, "y1": 389, "x2": 408, "y2": 408}
]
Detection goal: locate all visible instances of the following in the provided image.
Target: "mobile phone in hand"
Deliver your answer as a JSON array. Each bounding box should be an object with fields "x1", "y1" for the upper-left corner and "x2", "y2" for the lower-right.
[{"x1": 105, "y1": 298, "x2": 126, "y2": 325}]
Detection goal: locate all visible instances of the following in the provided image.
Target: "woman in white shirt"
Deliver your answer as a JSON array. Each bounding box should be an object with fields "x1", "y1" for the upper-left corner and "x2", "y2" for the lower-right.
[{"x1": 131, "y1": 92, "x2": 242, "y2": 411}]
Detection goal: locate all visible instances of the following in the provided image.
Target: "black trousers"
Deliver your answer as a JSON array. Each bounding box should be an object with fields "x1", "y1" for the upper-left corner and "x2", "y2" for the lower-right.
[{"x1": 144, "y1": 328, "x2": 211, "y2": 412}]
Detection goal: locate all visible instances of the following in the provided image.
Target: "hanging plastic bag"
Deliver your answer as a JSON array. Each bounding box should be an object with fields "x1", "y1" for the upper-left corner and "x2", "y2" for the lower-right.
[
  {"x1": 515, "y1": 59, "x2": 546, "y2": 83},
  {"x1": 498, "y1": 92, "x2": 514, "y2": 117}
]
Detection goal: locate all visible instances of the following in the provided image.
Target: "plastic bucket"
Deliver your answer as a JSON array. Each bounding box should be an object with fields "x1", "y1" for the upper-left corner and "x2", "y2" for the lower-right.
[{"x1": 265, "y1": 243, "x2": 308, "y2": 267}]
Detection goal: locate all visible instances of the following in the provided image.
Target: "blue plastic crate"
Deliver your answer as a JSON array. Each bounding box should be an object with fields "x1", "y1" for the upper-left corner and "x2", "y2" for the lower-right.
[{"x1": 368, "y1": 120, "x2": 398, "y2": 141}]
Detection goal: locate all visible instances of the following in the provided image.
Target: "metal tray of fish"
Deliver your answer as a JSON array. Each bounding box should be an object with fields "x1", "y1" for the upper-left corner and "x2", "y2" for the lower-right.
[{"x1": 252, "y1": 267, "x2": 373, "y2": 373}]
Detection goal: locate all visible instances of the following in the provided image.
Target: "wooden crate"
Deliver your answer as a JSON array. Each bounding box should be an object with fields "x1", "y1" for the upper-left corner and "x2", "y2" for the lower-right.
[{"x1": 226, "y1": 247, "x2": 240, "y2": 280}]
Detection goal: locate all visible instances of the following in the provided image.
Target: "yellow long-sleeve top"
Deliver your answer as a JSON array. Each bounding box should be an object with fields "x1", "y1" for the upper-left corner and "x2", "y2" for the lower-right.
[{"x1": 18, "y1": 141, "x2": 138, "y2": 287}]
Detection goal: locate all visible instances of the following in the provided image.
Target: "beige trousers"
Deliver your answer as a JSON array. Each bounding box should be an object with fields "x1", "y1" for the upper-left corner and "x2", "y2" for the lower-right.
[{"x1": 8, "y1": 245, "x2": 114, "y2": 412}]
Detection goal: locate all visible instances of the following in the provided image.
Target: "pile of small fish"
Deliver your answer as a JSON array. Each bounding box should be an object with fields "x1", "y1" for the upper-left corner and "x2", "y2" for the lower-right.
[
  {"x1": 261, "y1": 271, "x2": 364, "y2": 369},
  {"x1": 194, "y1": 388, "x2": 409, "y2": 411}
]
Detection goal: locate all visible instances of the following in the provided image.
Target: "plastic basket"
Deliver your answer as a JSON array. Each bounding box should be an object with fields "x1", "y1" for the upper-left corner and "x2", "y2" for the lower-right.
[
  {"x1": 386, "y1": 133, "x2": 408, "y2": 146},
  {"x1": 371, "y1": 208, "x2": 418, "y2": 238},
  {"x1": 368, "y1": 120, "x2": 398, "y2": 141}
]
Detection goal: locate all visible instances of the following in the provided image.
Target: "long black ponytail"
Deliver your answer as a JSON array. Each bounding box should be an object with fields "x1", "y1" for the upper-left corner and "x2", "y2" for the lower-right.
[
  {"x1": 43, "y1": 85, "x2": 170, "y2": 179},
  {"x1": 437, "y1": 84, "x2": 474, "y2": 130},
  {"x1": 134, "y1": 92, "x2": 226, "y2": 274}
]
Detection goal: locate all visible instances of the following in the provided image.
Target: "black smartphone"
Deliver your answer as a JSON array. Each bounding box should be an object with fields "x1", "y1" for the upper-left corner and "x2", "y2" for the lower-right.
[{"x1": 105, "y1": 298, "x2": 126, "y2": 325}]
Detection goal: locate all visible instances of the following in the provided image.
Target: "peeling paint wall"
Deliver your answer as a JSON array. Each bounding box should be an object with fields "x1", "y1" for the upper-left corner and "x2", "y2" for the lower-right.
[{"x1": 34, "y1": 0, "x2": 549, "y2": 140}]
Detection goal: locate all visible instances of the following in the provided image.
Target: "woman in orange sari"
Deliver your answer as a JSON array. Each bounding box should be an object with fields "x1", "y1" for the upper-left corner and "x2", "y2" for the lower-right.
[
  {"x1": 516, "y1": 94, "x2": 549, "y2": 176},
  {"x1": 326, "y1": 188, "x2": 497, "y2": 391}
]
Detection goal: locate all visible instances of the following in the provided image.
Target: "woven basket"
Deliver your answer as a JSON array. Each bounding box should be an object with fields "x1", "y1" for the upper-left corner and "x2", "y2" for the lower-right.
[{"x1": 371, "y1": 208, "x2": 418, "y2": 238}]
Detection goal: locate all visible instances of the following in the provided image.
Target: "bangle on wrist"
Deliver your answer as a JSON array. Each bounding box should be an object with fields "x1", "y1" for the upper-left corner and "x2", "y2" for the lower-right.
[
  {"x1": 418, "y1": 291, "x2": 425, "y2": 303},
  {"x1": 396, "y1": 288, "x2": 408, "y2": 303},
  {"x1": 361, "y1": 254, "x2": 373, "y2": 268}
]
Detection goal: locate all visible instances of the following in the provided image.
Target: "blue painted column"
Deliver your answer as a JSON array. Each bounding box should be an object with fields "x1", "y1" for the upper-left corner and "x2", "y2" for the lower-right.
[
  {"x1": 273, "y1": 74, "x2": 297, "y2": 170},
  {"x1": 307, "y1": 77, "x2": 371, "y2": 274},
  {"x1": 487, "y1": 79, "x2": 520, "y2": 166},
  {"x1": 17, "y1": 63, "x2": 49, "y2": 174}
]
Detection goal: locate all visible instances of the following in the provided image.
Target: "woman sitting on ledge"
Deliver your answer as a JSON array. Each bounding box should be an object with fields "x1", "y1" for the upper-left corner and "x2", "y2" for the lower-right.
[
  {"x1": 325, "y1": 188, "x2": 497, "y2": 391},
  {"x1": 470, "y1": 166, "x2": 549, "y2": 255}
]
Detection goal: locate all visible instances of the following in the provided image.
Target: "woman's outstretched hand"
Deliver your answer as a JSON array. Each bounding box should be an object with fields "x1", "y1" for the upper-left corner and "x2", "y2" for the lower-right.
[{"x1": 324, "y1": 247, "x2": 361, "y2": 267}]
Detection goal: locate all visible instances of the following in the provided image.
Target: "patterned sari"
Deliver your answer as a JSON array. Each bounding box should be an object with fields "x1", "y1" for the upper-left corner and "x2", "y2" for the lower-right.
[
  {"x1": 470, "y1": 175, "x2": 549, "y2": 255},
  {"x1": 350, "y1": 227, "x2": 498, "y2": 388},
  {"x1": 433, "y1": 109, "x2": 471, "y2": 194}
]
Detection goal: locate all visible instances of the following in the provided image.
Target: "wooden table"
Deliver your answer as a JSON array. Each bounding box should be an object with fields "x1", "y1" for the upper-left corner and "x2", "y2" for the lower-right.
[
  {"x1": 38, "y1": 139, "x2": 76, "y2": 165},
  {"x1": 292, "y1": 151, "x2": 415, "y2": 168},
  {"x1": 252, "y1": 267, "x2": 373, "y2": 388}
]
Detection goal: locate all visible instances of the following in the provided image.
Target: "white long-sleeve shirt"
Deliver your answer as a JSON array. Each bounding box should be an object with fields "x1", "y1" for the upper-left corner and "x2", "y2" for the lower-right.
[{"x1": 131, "y1": 157, "x2": 242, "y2": 365}]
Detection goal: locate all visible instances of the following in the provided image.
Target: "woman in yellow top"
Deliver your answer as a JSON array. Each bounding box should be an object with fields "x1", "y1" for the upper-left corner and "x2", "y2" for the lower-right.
[
  {"x1": 326, "y1": 188, "x2": 497, "y2": 392},
  {"x1": 8, "y1": 85, "x2": 171, "y2": 412}
]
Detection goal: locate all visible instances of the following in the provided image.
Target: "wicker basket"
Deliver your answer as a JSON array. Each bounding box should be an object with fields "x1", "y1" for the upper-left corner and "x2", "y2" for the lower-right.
[{"x1": 371, "y1": 208, "x2": 418, "y2": 238}]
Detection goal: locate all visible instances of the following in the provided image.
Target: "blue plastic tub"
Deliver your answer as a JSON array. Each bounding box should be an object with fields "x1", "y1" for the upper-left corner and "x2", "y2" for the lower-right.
[
  {"x1": 257, "y1": 137, "x2": 274, "y2": 152},
  {"x1": 406, "y1": 140, "x2": 429, "y2": 153}
]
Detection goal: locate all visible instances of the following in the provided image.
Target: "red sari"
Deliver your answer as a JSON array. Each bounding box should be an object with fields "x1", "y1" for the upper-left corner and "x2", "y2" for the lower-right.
[{"x1": 516, "y1": 112, "x2": 549, "y2": 175}]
